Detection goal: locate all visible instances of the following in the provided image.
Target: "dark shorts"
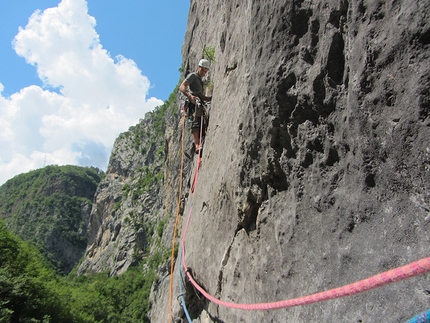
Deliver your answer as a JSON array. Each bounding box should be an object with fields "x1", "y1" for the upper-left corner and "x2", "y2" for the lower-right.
[{"x1": 190, "y1": 104, "x2": 204, "y2": 133}]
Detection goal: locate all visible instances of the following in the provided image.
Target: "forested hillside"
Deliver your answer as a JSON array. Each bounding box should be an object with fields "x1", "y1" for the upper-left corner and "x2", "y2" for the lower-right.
[
  {"x1": 0, "y1": 165, "x2": 103, "y2": 274},
  {"x1": 0, "y1": 219, "x2": 154, "y2": 322}
]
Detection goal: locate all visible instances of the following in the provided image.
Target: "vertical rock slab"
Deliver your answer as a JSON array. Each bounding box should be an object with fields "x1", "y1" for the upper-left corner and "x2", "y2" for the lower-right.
[{"x1": 157, "y1": 0, "x2": 430, "y2": 322}]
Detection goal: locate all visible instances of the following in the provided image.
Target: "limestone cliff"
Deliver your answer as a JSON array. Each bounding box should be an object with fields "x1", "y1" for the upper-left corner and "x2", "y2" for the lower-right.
[
  {"x1": 77, "y1": 107, "x2": 175, "y2": 276},
  {"x1": 151, "y1": 0, "x2": 430, "y2": 322}
]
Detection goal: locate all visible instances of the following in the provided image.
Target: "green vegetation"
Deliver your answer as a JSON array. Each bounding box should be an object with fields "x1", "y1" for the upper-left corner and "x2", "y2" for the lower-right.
[
  {"x1": 203, "y1": 45, "x2": 216, "y2": 63},
  {"x1": 0, "y1": 165, "x2": 104, "y2": 275},
  {"x1": 0, "y1": 219, "x2": 74, "y2": 322},
  {"x1": 202, "y1": 45, "x2": 215, "y2": 94},
  {"x1": 130, "y1": 166, "x2": 164, "y2": 205},
  {"x1": 157, "y1": 218, "x2": 166, "y2": 238},
  {"x1": 122, "y1": 183, "x2": 131, "y2": 198},
  {"x1": 127, "y1": 81, "x2": 178, "y2": 153},
  {"x1": 113, "y1": 201, "x2": 122, "y2": 211},
  {"x1": 178, "y1": 65, "x2": 184, "y2": 75},
  {"x1": 121, "y1": 83, "x2": 181, "y2": 209},
  {"x1": 151, "y1": 82, "x2": 178, "y2": 136},
  {"x1": 64, "y1": 266, "x2": 157, "y2": 323},
  {"x1": 0, "y1": 219, "x2": 162, "y2": 322}
]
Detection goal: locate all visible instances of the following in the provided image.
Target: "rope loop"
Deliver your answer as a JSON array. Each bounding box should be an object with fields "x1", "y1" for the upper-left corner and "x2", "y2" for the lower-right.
[{"x1": 177, "y1": 293, "x2": 184, "y2": 301}]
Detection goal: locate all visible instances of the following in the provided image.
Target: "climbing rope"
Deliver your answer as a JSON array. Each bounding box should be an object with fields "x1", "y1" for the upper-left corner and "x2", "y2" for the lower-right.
[
  {"x1": 177, "y1": 237, "x2": 192, "y2": 322},
  {"x1": 172, "y1": 103, "x2": 430, "y2": 316},
  {"x1": 181, "y1": 251, "x2": 430, "y2": 310},
  {"x1": 405, "y1": 309, "x2": 430, "y2": 323},
  {"x1": 168, "y1": 114, "x2": 186, "y2": 323},
  {"x1": 180, "y1": 152, "x2": 430, "y2": 310},
  {"x1": 168, "y1": 109, "x2": 205, "y2": 322}
]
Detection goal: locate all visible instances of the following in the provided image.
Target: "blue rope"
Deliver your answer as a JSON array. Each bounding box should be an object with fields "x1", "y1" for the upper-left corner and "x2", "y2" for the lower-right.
[
  {"x1": 405, "y1": 309, "x2": 430, "y2": 323},
  {"x1": 177, "y1": 242, "x2": 192, "y2": 322}
]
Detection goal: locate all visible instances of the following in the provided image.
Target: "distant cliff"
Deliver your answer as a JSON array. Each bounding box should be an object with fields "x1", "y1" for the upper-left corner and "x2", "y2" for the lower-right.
[{"x1": 76, "y1": 92, "x2": 186, "y2": 276}]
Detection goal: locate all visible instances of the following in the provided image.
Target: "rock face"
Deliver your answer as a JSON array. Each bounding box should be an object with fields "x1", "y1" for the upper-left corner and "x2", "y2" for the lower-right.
[
  {"x1": 77, "y1": 112, "x2": 170, "y2": 276},
  {"x1": 150, "y1": 0, "x2": 430, "y2": 322}
]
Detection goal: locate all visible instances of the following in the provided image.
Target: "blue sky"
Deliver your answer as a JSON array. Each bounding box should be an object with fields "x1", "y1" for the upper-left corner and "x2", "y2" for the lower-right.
[{"x1": 0, "y1": 0, "x2": 189, "y2": 185}]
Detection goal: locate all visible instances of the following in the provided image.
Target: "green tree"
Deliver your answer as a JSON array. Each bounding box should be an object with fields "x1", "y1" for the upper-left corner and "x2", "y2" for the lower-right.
[{"x1": 0, "y1": 220, "x2": 74, "y2": 323}]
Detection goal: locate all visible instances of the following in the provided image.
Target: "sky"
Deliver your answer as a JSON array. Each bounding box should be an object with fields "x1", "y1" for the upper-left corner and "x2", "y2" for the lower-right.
[{"x1": 0, "y1": 0, "x2": 189, "y2": 185}]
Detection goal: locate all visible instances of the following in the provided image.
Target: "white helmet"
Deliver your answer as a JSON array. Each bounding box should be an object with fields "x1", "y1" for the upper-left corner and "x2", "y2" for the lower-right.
[{"x1": 198, "y1": 59, "x2": 210, "y2": 69}]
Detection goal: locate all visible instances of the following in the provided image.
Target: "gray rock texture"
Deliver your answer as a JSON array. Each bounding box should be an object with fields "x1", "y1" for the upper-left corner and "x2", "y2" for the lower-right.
[
  {"x1": 77, "y1": 113, "x2": 169, "y2": 276},
  {"x1": 152, "y1": 0, "x2": 430, "y2": 322}
]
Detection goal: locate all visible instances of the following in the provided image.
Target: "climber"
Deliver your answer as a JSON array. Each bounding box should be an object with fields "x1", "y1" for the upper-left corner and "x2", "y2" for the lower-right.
[{"x1": 179, "y1": 59, "x2": 212, "y2": 153}]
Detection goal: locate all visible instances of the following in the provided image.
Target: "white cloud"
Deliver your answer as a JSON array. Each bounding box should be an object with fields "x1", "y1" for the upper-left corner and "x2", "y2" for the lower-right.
[{"x1": 0, "y1": 0, "x2": 163, "y2": 185}]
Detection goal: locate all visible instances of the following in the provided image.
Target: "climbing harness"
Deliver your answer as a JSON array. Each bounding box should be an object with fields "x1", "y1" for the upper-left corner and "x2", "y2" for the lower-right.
[
  {"x1": 181, "y1": 97, "x2": 209, "y2": 128},
  {"x1": 181, "y1": 99, "x2": 194, "y2": 123}
]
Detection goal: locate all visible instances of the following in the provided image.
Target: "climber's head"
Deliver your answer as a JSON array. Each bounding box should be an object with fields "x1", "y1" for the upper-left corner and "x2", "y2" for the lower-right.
[
  {"x1": 198, "y1": 59, "x2": 210, "y2": 69},
  {"x1": 197, "y1": 59, "x2": 210, "y2": 77}
]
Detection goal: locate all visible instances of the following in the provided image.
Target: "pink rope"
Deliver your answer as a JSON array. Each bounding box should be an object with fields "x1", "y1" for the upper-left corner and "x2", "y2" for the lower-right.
[
  {"x1": 182, "y1": 136, "x2": 202, "y2": 272},
  {"x1": 179, "y1": 110, "x2": 430, "y2": 311},
  {"x1": 182, "y1": 246, "x2": 430, "y2": 310},
  {"x1": 181, "y1": 162, "x2": 430, "y2": 309}
]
